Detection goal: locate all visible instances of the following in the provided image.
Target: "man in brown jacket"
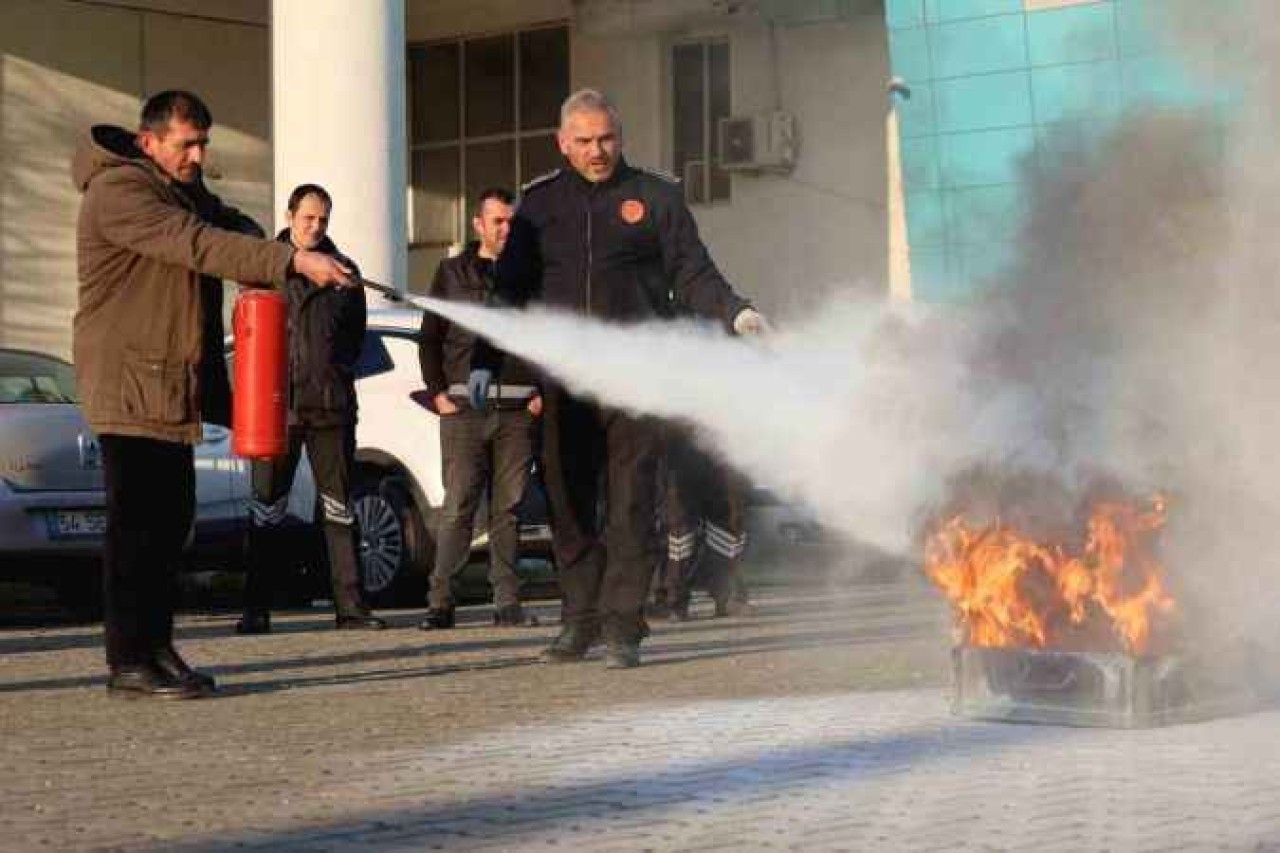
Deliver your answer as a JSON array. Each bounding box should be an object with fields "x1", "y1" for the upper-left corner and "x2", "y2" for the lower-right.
[{"x1": 73, "y1": 90, "x2": 352, "y2": 699}]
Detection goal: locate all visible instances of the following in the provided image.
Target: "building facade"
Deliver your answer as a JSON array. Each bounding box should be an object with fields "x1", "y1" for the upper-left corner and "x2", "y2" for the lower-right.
[
  {"x1": 886, "y1": 0, "x2": 1236, "y2": 301},
  {"x1": 0, "y1": 0, "x2": 891, "y2": 358}
]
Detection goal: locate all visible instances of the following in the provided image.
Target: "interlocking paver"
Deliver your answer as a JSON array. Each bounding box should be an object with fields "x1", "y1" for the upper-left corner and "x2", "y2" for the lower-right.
[{"x1": 3, "y1": 583, "x2": 1278, "y2": 851}]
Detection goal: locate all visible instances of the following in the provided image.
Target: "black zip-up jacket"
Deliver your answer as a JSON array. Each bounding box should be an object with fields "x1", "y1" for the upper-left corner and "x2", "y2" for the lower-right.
[
  {"x1": 475, "y1": 159, "x2": 750, "y2": 371},
  {"x1": 182, "y1": 177, "x2": 265, "y2": 428},
  {"x1": 276, "y1": 230, "x2": 366, "y2": 426},
  {"x1": 418, "y1": 242, "x2": 539, "y2": 409}
]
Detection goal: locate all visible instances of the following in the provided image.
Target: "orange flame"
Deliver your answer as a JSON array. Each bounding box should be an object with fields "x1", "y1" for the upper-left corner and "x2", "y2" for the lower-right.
[{"x1": 924, "y1": 496, "x2": 1176, "y2": 656}]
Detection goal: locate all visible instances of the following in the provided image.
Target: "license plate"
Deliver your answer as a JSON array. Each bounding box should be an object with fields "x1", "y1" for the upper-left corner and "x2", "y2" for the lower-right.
[{"x1": 48, "y1": 509, "x2": 108, "y2": 539}]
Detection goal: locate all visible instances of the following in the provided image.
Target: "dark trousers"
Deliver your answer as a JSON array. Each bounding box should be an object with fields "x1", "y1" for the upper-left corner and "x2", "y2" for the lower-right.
[
  {"x1": 431, "y1": 407, "x2": 535, "y2": 609},
  {"x1": 101, "y1": 434, "x2": 195, "y2": 668},
  {"x1": 542, "y1": 385, "x2": 661, "y2": 644},
  {"x1": 243, "y1": 424, "x2": 365, "y2": 615},
  {"x1": 663, "y1": 435, "x2": 749, "y2": 608}
]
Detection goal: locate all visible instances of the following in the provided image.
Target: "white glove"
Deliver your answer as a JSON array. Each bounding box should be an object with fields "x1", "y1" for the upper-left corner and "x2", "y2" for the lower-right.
[{"x1": 732, "y1": 307, "x2": 771, "y2": 337}]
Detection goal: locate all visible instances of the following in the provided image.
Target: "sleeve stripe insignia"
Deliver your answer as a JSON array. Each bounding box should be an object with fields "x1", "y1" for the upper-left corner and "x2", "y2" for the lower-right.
[{"x1": 521, "y1": 169, "x2": 561, "y2": 193}]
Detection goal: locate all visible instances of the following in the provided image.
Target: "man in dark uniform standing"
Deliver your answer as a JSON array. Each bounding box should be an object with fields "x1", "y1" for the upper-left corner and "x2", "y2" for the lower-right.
[
  {"x1": 418, "y1": 187, "x2": 542, "y2": 630},
  {"x1": 471, "y1": 89, "x2": 768, "y2": 668},
  {"x1": 236, "y1": 184, "x2": 384, "y2": 634}
]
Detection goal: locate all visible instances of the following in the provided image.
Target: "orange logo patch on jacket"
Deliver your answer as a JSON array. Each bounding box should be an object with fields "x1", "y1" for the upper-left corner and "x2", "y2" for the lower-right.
[{"x1": 619, "y1": 199, "x2": 646, "y2": 225}]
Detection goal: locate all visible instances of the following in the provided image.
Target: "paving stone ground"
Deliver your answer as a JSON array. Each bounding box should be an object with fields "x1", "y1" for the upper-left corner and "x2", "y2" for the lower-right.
[{"x1": 2, "y1": 579, "x2": 1279, "y2": 853}]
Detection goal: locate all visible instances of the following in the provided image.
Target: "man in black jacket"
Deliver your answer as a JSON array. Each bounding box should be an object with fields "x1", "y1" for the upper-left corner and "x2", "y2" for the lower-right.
[
  {"x1": 418, "y1": 188, "x2": 542, "y2": 630},
  {"x1": 182, "y1": 176, "x2": 264, "y2": 430},
  {"x1": 472, "y1": 89, "x2": 769, "y2": 668},
  {"x1": 236, "y1": 184, "x2": 384, "y2": 633}
]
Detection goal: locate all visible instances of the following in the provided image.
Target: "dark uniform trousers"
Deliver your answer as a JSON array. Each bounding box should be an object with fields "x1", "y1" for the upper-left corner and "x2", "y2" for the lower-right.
[
  {"x1": 663, "y1": 437, "x2": 749, "y2": 609},
  {"x1": 101, "y1": 435, "x2": 195, "y2": 668},
  {"x1": 430, "y1": 406, "x2": 534, "y2": 609},
  {"x1": 542, "y1": 384, "x2": 662, "y2": 644},
  {"x1": 243, "y1": 425, "x2": 363, "y2": 614}
]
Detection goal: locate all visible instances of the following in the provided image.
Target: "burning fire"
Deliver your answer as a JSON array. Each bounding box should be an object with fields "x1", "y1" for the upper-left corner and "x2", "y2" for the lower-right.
[{"x1": 924, "y1": 495, "x2": 1176, "y2": 656}]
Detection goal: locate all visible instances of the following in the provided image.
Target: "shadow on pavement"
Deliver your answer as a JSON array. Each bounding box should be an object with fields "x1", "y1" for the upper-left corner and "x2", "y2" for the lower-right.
[
  {"x1": 146, "y1": 708, "x2": 1068, "y2": 853},
  {"x1": 222, "y1": 621, "x2": 942, "y2": 697},
  {"x1": 0, "y1": 612, "x2": 940, "y2": 695},
  {"x1": 0, "y1": 582, "x2": 926, "y2": 655}
]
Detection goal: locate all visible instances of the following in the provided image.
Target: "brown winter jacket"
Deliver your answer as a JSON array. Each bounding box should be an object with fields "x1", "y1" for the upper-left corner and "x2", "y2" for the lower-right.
[{"x1": 71, "y1": 125, "x2": 294, "y2": 444}]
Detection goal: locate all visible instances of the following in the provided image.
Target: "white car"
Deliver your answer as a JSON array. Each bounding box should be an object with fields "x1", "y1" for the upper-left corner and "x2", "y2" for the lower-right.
[
  {"x1": 0, "y1": 315, "x2": 554, "y2": 615},
  {"x1": 214, "y1": 305, "x2": 553, "y2": 606},
  {"x1": 346, "y1": 306, "x2": 553, "y2": 604}
]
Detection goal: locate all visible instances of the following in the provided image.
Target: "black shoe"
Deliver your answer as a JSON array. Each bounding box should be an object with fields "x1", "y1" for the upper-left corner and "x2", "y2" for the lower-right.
[
  {"x1": 539, "y1": 624, "x2": 599, "y2": 663},
  {"x1": 668, "y1": 601, "x2": 690, "y2": 622},
  {"x1": 335, "y1": 610, "x2": 387, "y2": 630},
  {"x1": 715, "y1": 599, "x2": 757, "y2": 619},
  {"x1": 419, "y1": 607, "x2": 456, "y2": 630},
  {"x1": 235, "y1": 610, "x2": 271, "y2": 635},
  {"x1": 153, "y1": 646, "x2": 216, "y2": 692},
  {"x1": 494, "y1": 604, "x2": 537, "y2": 627},
  {"x1": 603, "y1": 639, "x2": 641, "y2": 669},
  {"x1": 107, "y1": 663, "x2": 205, "y2": 700}
]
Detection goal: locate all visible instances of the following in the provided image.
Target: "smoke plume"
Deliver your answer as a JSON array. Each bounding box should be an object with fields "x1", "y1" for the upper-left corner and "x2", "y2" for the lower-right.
[
  {"x1": 415, "y1": 3, "x2": 1280, "y2": 646},
  {"x1": 419, "y1": 294, "x2": 1029, "y2": 557}
]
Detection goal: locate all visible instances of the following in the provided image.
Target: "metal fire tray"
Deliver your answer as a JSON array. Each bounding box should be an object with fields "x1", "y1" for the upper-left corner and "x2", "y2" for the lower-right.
[{"x1": 952, "y1": 646, "x2": 1262, "y2": 728}]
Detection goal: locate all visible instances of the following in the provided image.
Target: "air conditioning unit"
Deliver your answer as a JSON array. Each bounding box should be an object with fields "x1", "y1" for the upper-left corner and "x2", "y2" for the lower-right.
[{"x1": 718, "y1": 111, "x2": 797, "y2": 172}]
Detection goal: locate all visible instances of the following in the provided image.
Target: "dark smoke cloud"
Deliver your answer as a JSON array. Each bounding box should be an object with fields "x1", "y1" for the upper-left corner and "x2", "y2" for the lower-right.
[{"x1": 931, "y1": 5, "x2": 1280, "y2": 653}]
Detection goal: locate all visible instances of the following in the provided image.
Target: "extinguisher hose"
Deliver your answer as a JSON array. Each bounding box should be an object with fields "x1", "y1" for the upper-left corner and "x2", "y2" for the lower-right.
[{"x1": 354, "y1": 277, "x2": 432, "y2": 312}]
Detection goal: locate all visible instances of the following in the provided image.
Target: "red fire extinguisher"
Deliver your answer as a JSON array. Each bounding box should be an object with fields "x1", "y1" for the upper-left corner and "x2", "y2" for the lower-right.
[{"x1": 232, "y1": 290, "x2": 288, "y2": 458}]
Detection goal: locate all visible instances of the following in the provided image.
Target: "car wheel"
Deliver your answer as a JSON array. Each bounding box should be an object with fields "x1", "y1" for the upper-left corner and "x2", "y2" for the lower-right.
[{"x1": 351, "y1": 468, "x2": 434, "y2": 606}]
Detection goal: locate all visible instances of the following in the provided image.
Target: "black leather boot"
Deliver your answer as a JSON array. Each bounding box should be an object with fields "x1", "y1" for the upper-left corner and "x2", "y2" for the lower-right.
[
  {"x1": 667, "y1": 599, "x2": 691, "y2": 622},
  {"x1": 419, "y1": 607, "x2": 456, "y2": 630},
  {"x1": 235, "y1": 610, "x2": 271, "y2": 635},
  {"x1": 152, "y1": 646, "x2": 216, "y2": 693},
  {"x1": 494, "y1": 604, "x2": 536, "y2": 627},
  {"x1": 336, "y1": 606, "x2": 386, "y2": 630},
  {"x1": 603, "y1": 638, "x2": 641, "y2": 669},
  {"x1": 539, "y1": 623, "x2": 600, "y2": 663},
  {"x1": 106, "y1": 663, "x2": 205, "y2": 700}
]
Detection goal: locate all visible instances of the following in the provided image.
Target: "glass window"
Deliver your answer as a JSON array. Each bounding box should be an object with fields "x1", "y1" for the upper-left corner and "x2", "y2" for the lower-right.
[
  {"x1": 465, "y1": 139, "x2": 516, "y2": 216},
  {"x1": 411, "y1": 147, "x2": 461, "y2": 248},
  {"x1": 520, "y1": 27, "x2": 570, "y2": 130},
  {"x1": 408, "y1": 24, "x2": 570, "y2": 259},
  {"x1": 672, "y1": 39, "x2": 732, "y2": 205},
  {"x1": 465, "y1": 35, "x2": 515, "y2": 137},
  {"x1": 673, "y1": 43, "x2": 705, "y2": 189},
  {"x1": 408, "y1": 43, "x2": 459, "y2": 144},
  {"x1": 0, "y1": 350, "x2": 79, "y2": 404},
  {"x1": 520, "y1": 133, "x2": 562, "y2": 185},
  {"x1": 708, "y1": 42, "x2": 732, "y2": 202}
]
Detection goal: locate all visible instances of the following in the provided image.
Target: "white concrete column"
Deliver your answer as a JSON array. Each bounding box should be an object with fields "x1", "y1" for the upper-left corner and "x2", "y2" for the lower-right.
[
  {"x1": 886, "y1": 106, "x2": 912, "y2": 302},
  {"x1": 886, "y1": 79, "x2": 913, "y2": 302},
  {"x1": 272, "y1": 0, "x2": 407, "y2": 294}
]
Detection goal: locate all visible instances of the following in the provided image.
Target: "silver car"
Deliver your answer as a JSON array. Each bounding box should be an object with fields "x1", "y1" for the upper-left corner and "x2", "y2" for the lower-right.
[
  {"x1": 0, "y1": 349, "x2": 105, "y2": 613},
  {"x1": 0, "y1": 347, "x2": 284, "y2": 615}
]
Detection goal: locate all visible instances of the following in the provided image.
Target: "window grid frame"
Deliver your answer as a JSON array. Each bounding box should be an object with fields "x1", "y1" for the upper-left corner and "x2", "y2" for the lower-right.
[
  {"x1": 670, "y1": 35, "x2": 732, "y2": 207},
  {"x1": 407, "y1": 22, "x2": 570, "y2": 251}
]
